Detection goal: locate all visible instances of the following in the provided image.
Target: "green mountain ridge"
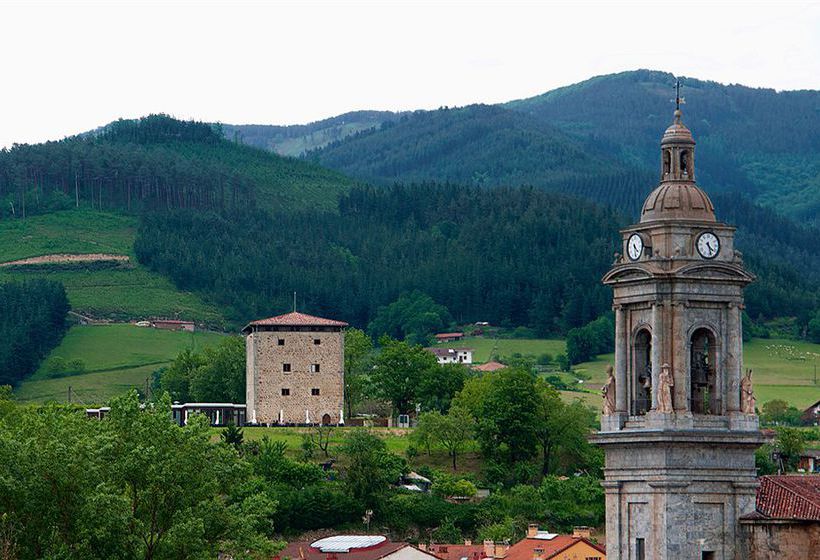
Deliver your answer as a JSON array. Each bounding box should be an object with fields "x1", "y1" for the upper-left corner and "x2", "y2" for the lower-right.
[{"x1": 230, "y1": 69, "x2": 819, "y2": 224}]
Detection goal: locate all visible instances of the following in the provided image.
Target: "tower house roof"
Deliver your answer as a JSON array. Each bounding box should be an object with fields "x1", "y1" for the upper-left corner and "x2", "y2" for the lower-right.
[{"x1": 242, "y1": 311, "x2": 348, "y2": 333}]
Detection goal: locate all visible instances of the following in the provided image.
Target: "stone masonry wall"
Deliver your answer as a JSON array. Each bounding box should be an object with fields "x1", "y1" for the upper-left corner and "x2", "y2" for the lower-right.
[
  {"x1": 738, "y1": 521, "x2": 820, "y2": 560},
  {"x1": 247, "y1": 329, "x2": 344, "y2": 424}
]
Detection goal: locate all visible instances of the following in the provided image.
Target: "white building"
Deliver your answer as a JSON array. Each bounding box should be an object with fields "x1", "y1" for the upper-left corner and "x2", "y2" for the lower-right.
[{"x1": 426, "y1": 347, "x2": 473, "y2": 365}]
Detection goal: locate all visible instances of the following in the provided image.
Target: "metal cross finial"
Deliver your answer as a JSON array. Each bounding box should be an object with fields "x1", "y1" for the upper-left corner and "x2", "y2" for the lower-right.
[{"x1": 673, "y1": 78, "x2": 685, "y2": 110}]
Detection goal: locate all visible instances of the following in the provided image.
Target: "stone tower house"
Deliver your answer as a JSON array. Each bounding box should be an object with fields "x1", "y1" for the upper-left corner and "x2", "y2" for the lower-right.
[
  {"x1": 243, "y1": 311, "x2": 347, "y2": 425},
  {"x1": 593, "y1": 103, "x2": 763, "y2": 559}
]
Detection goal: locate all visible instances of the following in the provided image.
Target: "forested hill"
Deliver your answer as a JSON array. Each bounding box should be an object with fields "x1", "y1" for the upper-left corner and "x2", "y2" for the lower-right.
[
  {"x1": 505, "y1": 70, "x2": 820, "y2": 222},
  {"x1": 306, "y1": 104, "x2": 645, "y2": 202},
  {"x1": 278, "y1": 70, "x2": 819, "y2": 224},
  {"x1": 0, "y1": 114, "x2": 355, "y2": 218}
]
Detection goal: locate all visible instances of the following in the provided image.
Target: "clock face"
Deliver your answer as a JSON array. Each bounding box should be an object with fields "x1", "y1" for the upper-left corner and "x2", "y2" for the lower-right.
[
  {"x1": 627, "y1": 234, "x2": 643, "y2": 261},
  {"x1": 697, "y1": 232, "x2": 720, "y2": 259}
]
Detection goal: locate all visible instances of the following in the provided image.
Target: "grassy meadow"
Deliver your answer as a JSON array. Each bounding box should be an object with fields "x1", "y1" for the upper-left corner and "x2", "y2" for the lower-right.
[
  {"x1": 453, "y1": 336, "x2": 566, "y2": 363},
  {"x1": 0, "y1": 209, "x2": 225, "y2": 325},
  {"x1": 15, "y1": 324, "x2": 225, "y2": 404}
]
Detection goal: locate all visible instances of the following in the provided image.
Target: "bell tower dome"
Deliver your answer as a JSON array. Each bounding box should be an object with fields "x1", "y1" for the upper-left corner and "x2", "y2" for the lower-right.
[
  {"x1": 593, "y1": 82, "x2": 763, "y2": 560},
  {"x1": 641, "y1": 107, "x2": 717, "y2": 223}
]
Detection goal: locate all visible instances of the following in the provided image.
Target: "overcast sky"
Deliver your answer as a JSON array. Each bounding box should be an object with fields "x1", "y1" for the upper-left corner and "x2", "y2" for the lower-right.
[{"x1": 1, "y1": 0, "x2": 818, "y2": 148}]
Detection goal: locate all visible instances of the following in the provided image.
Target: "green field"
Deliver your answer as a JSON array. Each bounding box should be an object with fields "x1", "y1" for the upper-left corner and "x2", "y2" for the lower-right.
[
  {"x1": 454, "y1": 336, "x2": 566, "y2": 363},
  {"x1": 0, "y1": 210, "x2": 225, "y2": 325},
  {"x1": 573, "y1": 338, "x2": 820, "y2": 409},
  {"x1": 15, "y1": 324, "x2": 225, "y2": 404}
]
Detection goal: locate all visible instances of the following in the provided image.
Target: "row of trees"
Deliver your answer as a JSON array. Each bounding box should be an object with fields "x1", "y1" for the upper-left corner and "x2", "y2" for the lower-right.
[
  {"x1": 0, "y1": 279, "x2": 69, "y2": 386},
  {"x1": 152, "y1": 337, "x2": 245, "y2": 403}
]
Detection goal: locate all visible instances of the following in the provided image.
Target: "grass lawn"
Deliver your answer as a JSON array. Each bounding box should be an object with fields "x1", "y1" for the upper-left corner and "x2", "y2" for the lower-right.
[
  {"x1": 453, "y1": 336, "x2": 565, "y2": 363},
  {"x1": 573, "y1": 338, "x2": 820, "y2": 409},
  {"x1": 15, "y1": 324, "x2": 226, "y2": 404}
]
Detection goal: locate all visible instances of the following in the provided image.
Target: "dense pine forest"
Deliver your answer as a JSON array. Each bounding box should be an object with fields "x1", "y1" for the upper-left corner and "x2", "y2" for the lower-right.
[
  {"x1": 135, "y1": 183, "x2": 621, "y2": 332},
  {"x1": 134, "y1": 182, "x2": 820, "y2": 334},
  {"x1": 0, "y1": 280, "x2": 69, "y2": 386}
]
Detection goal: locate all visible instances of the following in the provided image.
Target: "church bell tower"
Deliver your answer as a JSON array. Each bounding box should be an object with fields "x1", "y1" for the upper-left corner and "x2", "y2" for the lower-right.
[{"x1": 593, "y1": 91, "x2": 763, "y2": 560}]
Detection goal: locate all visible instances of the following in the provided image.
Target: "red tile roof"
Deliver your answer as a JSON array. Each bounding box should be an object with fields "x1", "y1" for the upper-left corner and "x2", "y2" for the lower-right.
[
  {"x1": 243, "y1": 311, "x2": 348, "y2": 331},
  {"x1": 426, "y1": 544, "x2": 486, "y2": 560},
  {"x1": 505, "y1": 536, "x2": 606, "y2": 560},
  {"x1": 473, "y1": 361, "x2": 507, "y2": 372},
  {"x1": 755, "y1": 475, "x2": 820, "y2": 521},
  {"x1": 276, "y1": 540, "x2": 426, "y2": 560},
  {"x1": 435, "y1": 333, "x2": 464, "y2": 339}
]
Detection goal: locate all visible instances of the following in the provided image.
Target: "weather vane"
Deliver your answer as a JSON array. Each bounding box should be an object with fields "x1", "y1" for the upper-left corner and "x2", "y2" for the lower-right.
[{"x1": 672, "y1": 78, "x2": 685, "y2": 111}]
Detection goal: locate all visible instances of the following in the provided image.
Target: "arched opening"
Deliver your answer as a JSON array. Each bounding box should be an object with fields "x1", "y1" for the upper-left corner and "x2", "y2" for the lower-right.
[
  {"x1": 690, "y1": 328, "x2": 718, "y2": 414},
  {"x1": 632, "y1": 329, "x2": 652, "y2": 415},
  {"x1": 680, "y1": 150, "x2": 690, "y2": 176},
  {"x1": 663, "y1": 150, "x2": 671, "y2": 176},
  {"x1": 321, "y1": 413, "x2": 332, "y2": 425}
]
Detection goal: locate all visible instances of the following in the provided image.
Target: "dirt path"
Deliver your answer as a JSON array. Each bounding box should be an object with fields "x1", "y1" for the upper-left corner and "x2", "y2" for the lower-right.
[{"x1": 0, "y1": 253, "x2": 130, "y2": 267}]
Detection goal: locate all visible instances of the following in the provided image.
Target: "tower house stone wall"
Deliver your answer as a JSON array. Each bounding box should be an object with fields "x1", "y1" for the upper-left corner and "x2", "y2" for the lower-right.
[{"x1": 243, "y1": 312, "x2": 346, "y2": 425}]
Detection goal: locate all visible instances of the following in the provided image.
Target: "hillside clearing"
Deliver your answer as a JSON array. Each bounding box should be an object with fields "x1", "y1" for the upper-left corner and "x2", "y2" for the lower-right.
[
  {"x1": 0, "y1": 210, "x2": 225, "y2": 325},
  {"x1": 15, "y1": 324, "x2": 225, "y2": 404}
]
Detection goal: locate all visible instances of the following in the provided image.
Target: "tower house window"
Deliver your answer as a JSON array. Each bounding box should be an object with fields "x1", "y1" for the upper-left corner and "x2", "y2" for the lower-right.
[
  {"x1": 282, "y1": 363, "x2": 291, "y2": 373},
  {"x1": 311, "y1": 388, "x2": 320, "y2": 396},
  {"x1": 281, "y1": 388, "x2": 290, "y2": 396},
  {"x1": 310, "y1": 364, "x2": 320, "y2": 373},
  {"x1": 314, "y1": 338, "x2": 321, "y2": 345},
  {"x1": 277, "y1": 338, "x2": 285, "y2": 346}
]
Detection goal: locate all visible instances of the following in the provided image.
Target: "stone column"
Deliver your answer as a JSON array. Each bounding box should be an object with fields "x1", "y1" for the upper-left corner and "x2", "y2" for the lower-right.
[
  {"x1": 673, "y1": 301, "x2": 688, "y2": 411},
  {"x1": 602, "y1": 481, "x2": 623, "y2": 559},
  {"x1": 615, "y1": 305, "x2": 628, "y2": 413},
  {"x1": 726, "y1": 303, "x2": 741, "y2": 412},
  {"x1": 651, "y1": 302, "x2": 662, "y2": 410}
]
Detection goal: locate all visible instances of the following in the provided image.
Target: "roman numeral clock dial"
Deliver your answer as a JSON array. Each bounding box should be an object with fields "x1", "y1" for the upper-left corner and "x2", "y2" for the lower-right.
[{"x1": 696, "y1": 232, "x2": 720, "y2": 259}]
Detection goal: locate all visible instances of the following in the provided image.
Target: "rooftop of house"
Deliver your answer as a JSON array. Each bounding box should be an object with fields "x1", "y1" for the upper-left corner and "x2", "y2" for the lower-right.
[
  {"x1": 753, "y1": 474, "x2": 820, "y2": 521},
  {"x1": 803, "y1": 399, "x2": 820, "y2": 412},
  {"x1": 426, "y1": 347, "x2": 473, "y2": 357},
  {"x1": 242, "y1": 311, "x2": 349, "y2": 332},
  {"x1": 435, "y1": 332, "x2": 464, "y2": 339},
  {"x1": 473, "y1": 361, "x2": 507, "y2": 372},
  {"x1": 424, "y1": 543, "x2": 487, "y2": 560},
  {"x1": 504, "y1": 532, "x2": 605, "y2": 560},
  {"x1": 277, "y1": 536, "x2": 426, "y2": 560}
]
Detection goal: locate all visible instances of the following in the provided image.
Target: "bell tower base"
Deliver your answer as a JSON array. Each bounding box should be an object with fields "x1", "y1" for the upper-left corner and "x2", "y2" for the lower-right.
[{"x1": 592, "y1": 429, "x2": 764, "y2": 560}]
